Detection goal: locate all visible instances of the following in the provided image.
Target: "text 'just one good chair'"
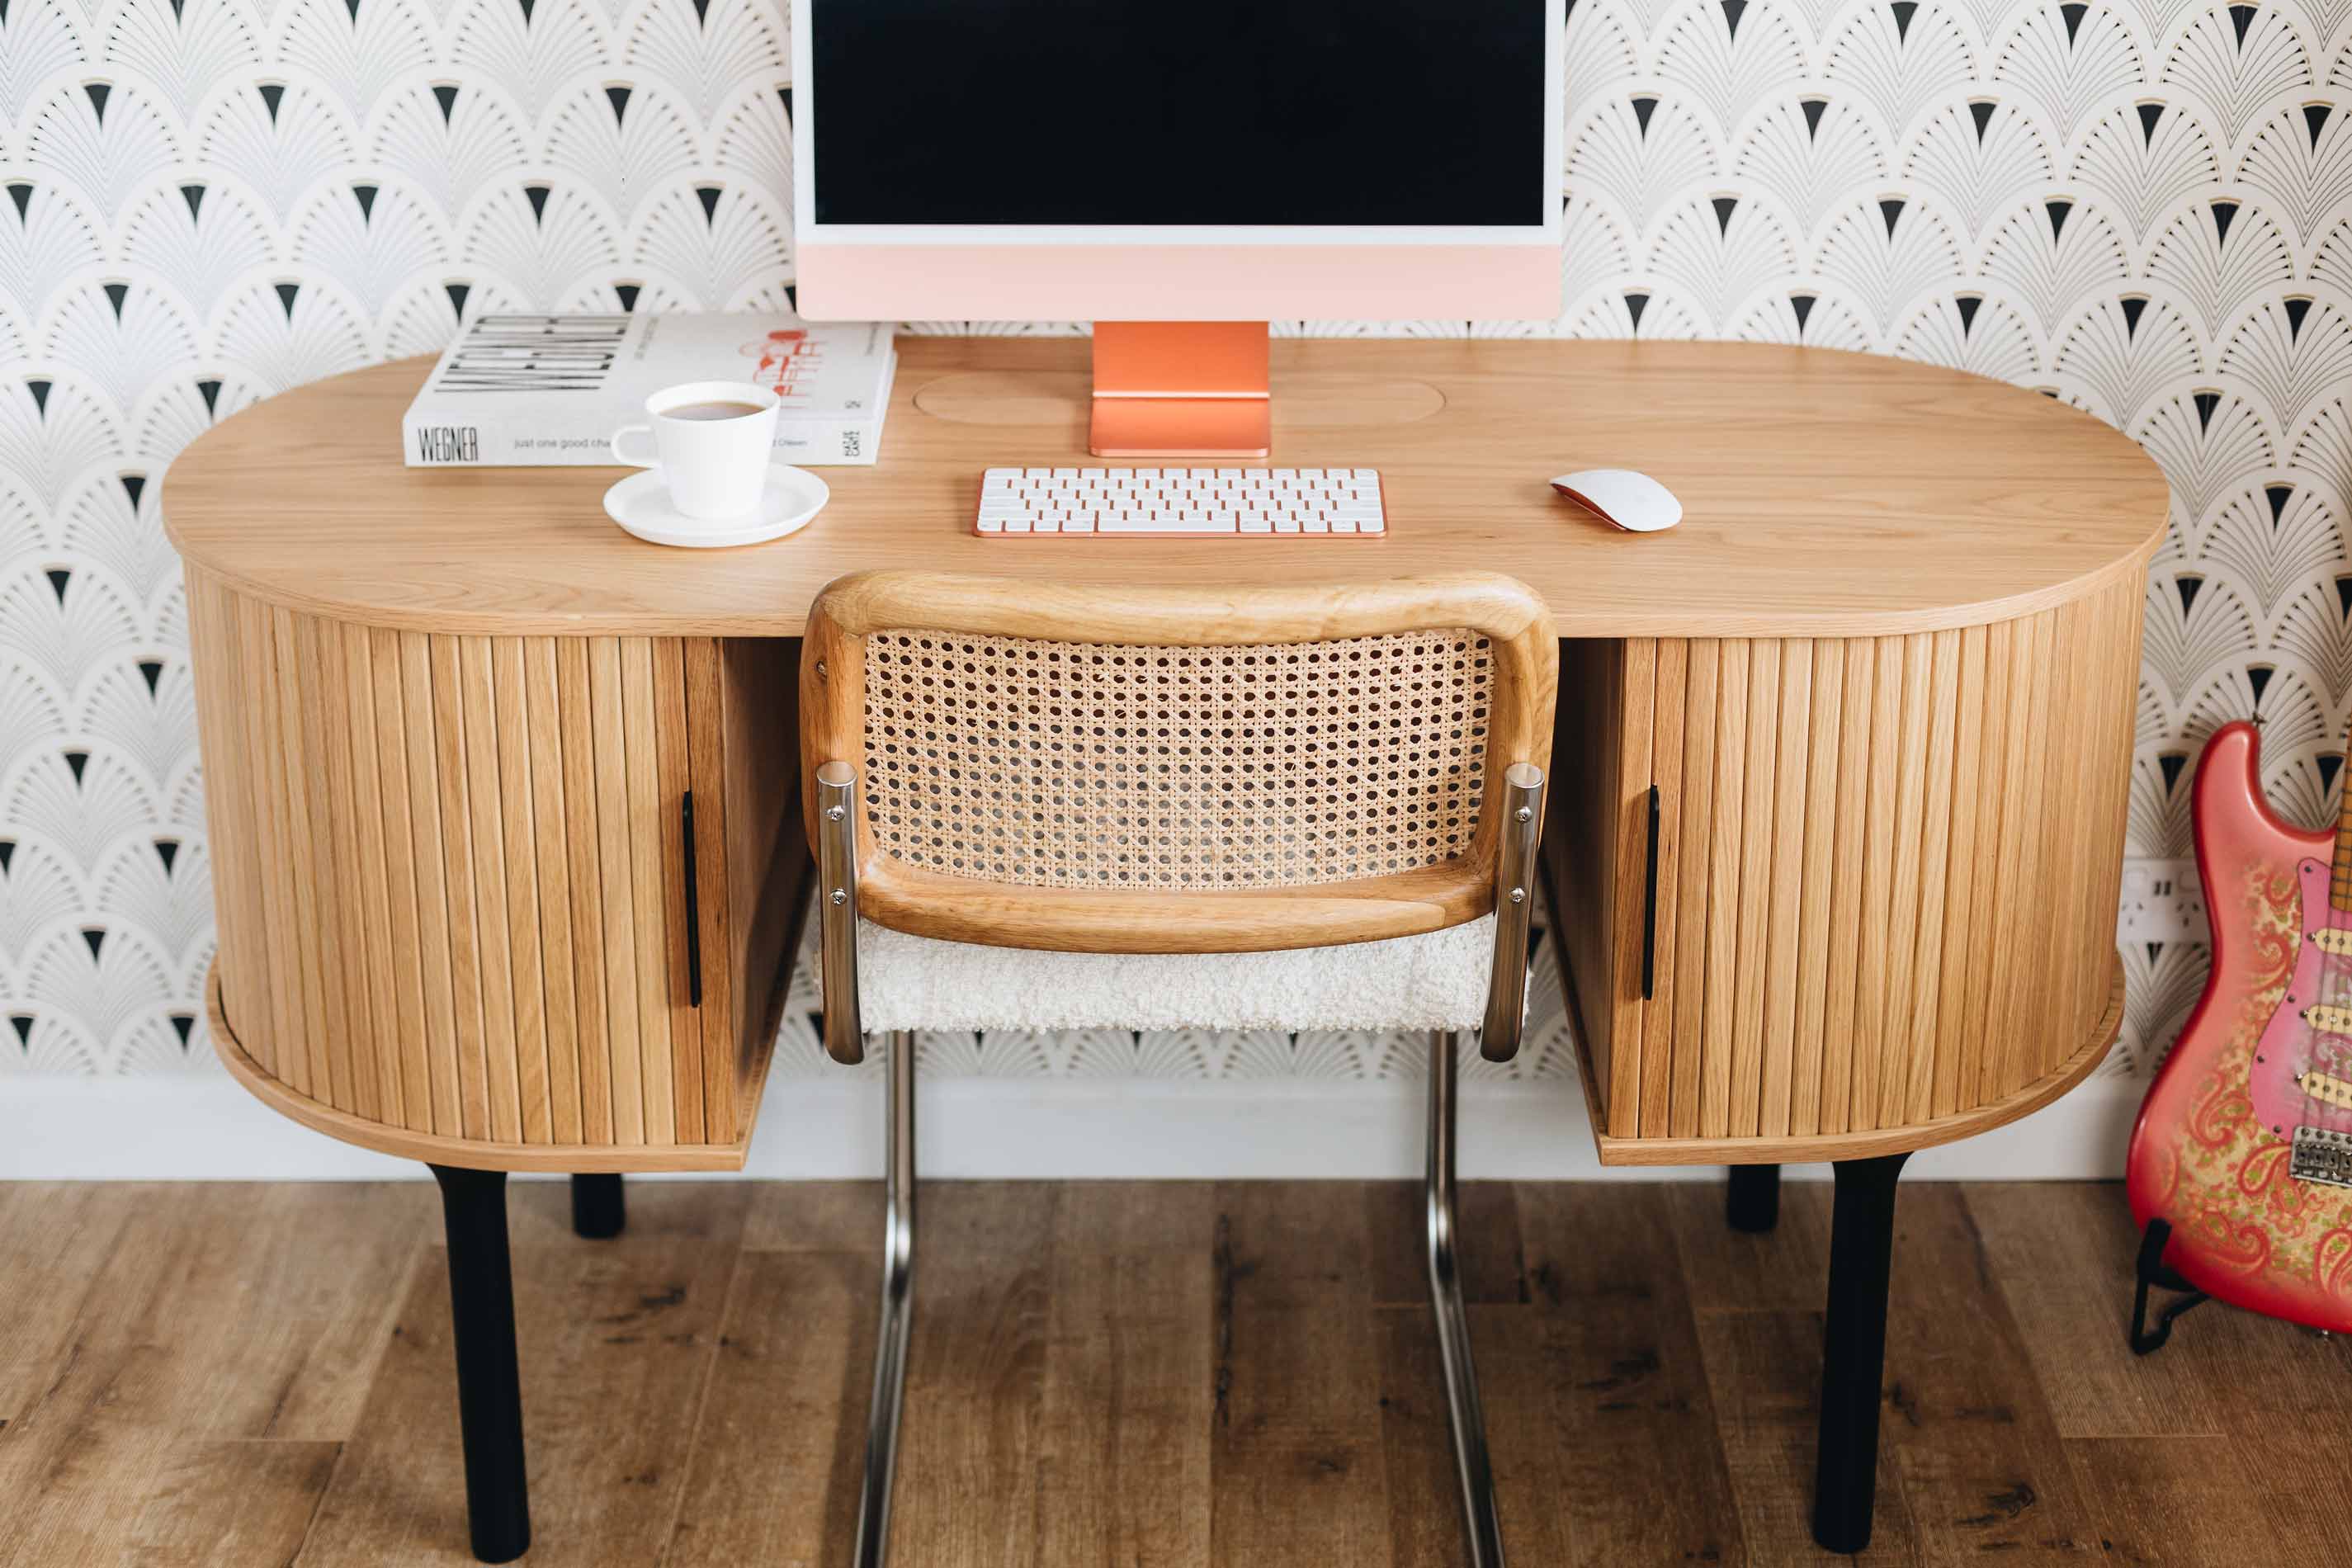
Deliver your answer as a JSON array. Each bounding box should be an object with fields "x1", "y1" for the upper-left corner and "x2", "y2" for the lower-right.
[{"x1": 800, "y1": 569, "x2": 1559, "y2": 1566}]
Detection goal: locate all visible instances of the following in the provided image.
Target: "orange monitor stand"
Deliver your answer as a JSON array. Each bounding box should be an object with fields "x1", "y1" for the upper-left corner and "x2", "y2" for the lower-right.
[{"x1": 1090, "y1": 320, "x2": 1271, "y2": 458}]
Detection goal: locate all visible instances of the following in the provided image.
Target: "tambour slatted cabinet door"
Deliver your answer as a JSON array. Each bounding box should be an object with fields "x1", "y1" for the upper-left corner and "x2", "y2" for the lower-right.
[
  {"x1": 1548, "y1": 564, "x2": 2143, "y2": 1166},
  {"x1": 186, "y1": 565, "x2": 806, "y2": 1173}
]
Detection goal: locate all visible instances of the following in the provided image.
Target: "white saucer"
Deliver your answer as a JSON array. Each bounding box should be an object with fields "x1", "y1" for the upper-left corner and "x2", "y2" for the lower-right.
[{"x1": 603, "y1": 463, "x2": 829, "y2": 548}]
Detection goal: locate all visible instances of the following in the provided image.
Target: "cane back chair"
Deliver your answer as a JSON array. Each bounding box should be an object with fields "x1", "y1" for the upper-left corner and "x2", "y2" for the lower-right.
[{"x1": 801, "y1": 569, "x2": 1559, "y2": 1567}]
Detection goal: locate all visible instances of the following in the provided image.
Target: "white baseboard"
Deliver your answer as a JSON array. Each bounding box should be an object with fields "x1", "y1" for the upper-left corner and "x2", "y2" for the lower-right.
[{"x1": 0, "y1": 1072, "x2": 2141, "y2": 1182}]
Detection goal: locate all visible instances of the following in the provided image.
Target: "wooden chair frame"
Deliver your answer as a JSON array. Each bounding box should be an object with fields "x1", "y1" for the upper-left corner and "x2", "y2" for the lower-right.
[{"x1": 799, "y1": 569, "x2": 1559, "y2": 954}]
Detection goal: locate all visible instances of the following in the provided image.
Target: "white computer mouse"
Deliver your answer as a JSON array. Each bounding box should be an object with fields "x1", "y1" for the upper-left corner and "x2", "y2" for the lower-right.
[{"x1": 1550, "y1": 468, "x2": 1682, "y2": 532}]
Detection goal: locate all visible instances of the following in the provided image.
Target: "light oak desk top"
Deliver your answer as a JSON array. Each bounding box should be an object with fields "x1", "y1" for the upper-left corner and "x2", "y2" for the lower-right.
[
  {"x1": 165, "y1": 336, "x2": 2165, "y2": 1174},
  {"x1": 163, "y1": 336, "x2": 2165, "y2": 640}
]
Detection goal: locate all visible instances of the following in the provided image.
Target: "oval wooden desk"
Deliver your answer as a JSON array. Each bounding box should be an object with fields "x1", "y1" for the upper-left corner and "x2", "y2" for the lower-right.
[{"x1": 164, "y1": 335, "x2": 2166, "y2": 1561}]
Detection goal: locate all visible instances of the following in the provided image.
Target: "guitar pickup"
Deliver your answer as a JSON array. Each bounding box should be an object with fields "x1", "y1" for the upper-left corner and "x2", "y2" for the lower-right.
[
  {"x1": 2301, "y1": 1004, "x2": 2352, "y2": 1034},
  {"x1": 2311, "y1": 928, "x2": 2352, "y2": 956},
  {"x1": 2299, "y1": 1071, "x2": 2352, "y2": 1112},
  {"x1": 2290, "y1": 1126, "x2": 2352, "y2": 1189}
]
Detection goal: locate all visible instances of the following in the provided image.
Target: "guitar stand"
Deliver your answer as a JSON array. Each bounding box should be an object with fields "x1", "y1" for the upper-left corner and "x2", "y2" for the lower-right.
[{"x1": 2128, "y1": 1217, "x2": 2208, "y2": 1356}]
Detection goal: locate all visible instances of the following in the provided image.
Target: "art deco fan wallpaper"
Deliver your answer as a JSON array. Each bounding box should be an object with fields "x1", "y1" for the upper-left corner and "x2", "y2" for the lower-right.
[{"x1": 0, "y1": 0, "x2": 2345, "y2": 1089}]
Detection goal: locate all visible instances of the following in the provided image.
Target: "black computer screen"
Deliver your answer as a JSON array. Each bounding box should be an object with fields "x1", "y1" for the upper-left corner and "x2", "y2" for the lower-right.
[{"x1": 806, "y1": 0, "x2": 1550, "y2": 228}]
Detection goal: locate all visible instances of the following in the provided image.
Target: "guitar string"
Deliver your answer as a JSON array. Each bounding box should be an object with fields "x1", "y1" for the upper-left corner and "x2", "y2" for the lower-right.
[{"x1": 2312, "y1": 862, "x2": 2343, "y2": 1129}]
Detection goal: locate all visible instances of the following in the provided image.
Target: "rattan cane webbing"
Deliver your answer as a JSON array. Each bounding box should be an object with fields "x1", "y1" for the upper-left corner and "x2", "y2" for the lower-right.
[{"x1": 860, "y1": 626, "x2": 1495, "y2": 890}]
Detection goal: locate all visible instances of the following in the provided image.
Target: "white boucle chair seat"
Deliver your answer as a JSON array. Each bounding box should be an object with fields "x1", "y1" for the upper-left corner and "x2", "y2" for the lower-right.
[{"x1": 853, "y1": 914, "x2": 1497, "y2": 1034}]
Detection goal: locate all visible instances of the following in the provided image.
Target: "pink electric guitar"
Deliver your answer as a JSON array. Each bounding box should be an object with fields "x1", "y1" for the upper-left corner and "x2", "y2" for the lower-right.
[{"x1": 2126, "y1": 720, "x2": 2352, "y2": 1348}]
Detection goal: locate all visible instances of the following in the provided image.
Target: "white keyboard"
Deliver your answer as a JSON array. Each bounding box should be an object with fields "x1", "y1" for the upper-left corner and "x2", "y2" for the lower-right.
[{"x1": 975, "y1": 467, "x2": 1387, "y2": 537}]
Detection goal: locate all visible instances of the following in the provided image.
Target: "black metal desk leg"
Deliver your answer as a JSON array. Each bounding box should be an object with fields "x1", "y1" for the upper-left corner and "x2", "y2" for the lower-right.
[
  {"x1": 1812, "y1": 1151, "x2": 1908, "y2": 1556},
  {"x1": 429, "y1": 1164, "x2": 531, "y2": 1564},
  {"x1": 570, "y1": 1173, "x2": 626, "y2": 1239},
  {"x1": 1726, "y1": 1164, "x2": 1781, "y2": 1233}
]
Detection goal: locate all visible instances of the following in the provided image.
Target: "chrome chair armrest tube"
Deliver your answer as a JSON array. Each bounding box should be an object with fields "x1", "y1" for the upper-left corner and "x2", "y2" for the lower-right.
[
  {"x1": 817, "y1": 760, "x2": 867, "y2": 1065},
  {"x1": 1480, "y1": 762, "x2": 1547, "y2": 1062}
]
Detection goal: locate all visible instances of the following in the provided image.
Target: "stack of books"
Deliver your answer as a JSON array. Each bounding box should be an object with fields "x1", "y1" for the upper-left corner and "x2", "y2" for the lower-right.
[{"x1": 402, "y1": 311, "x2": 895, "y2": 467}]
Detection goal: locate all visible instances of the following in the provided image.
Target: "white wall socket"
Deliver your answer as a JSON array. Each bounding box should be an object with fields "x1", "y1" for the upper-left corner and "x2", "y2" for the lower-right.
[{"x1": 2117, "y1": 857, "x2": 2206, "y2": 945}]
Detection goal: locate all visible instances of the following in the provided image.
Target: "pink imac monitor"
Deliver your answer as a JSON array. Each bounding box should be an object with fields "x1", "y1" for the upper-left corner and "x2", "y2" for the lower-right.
[{"x1": 789, "y1": 0, "x2": 1565, "y2": 457}]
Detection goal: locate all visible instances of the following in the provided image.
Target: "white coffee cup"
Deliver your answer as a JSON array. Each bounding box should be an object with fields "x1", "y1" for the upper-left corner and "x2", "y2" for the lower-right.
[{"x1": 610, "y1": 380, "x2": 781, "y2": 521}]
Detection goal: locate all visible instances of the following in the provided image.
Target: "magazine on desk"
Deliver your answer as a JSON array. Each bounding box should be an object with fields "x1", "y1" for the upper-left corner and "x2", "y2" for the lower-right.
[{"x1": 402, "y1": 312, "x2": 895, "y2": 466}]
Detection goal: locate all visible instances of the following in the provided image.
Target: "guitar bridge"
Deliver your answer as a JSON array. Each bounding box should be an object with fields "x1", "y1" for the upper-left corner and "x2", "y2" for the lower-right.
[{"x1": 2290, "y1": 1126, "x2": 2352, "y2": 1188}]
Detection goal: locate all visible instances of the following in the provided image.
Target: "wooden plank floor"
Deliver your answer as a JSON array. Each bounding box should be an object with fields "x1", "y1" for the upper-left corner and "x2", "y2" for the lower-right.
[{"x1": 6, "y1": 1178, "x2": 2351, "y2": 1566}]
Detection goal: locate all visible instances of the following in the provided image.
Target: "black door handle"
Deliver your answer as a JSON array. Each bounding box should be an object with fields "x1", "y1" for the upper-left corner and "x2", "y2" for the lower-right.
[
  {"x1": 681, "y1": 791, "x2": 703, "y2": 1008},
  {"x1": 1640, "y1": 784, "x2": 1660, "y2": 1002}
]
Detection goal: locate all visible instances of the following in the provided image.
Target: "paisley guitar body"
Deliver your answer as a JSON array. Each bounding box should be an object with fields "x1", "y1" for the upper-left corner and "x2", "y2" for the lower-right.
[{"x1": 2127, "y1": 721, "x2": 2352, "y2": 1334}]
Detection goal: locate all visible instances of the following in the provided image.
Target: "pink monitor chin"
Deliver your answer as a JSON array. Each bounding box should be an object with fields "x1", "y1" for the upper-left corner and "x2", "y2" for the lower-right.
[{"x1": 792, "y1": 240, "x2": 1564, "y2": 323}]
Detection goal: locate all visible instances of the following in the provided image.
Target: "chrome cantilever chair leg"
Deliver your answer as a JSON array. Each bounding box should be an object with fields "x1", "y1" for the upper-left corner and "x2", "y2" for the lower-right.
[
  {"x1": 820, "y1": 758, "x2": 916, "y2": 1566},
  {"x1": 1428, "y1": 1028, "x2": 1506, "y2": 1568},
  {"x1": 852, "y1": 1028, "x2": 917, "y2": 1568},
  {"x1": 830, "y1": 752, "x2": 1543, "y2": 1567},
  {"x1": 1429, "y1": 757, "x2": 1542, "y2": 1566}
]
